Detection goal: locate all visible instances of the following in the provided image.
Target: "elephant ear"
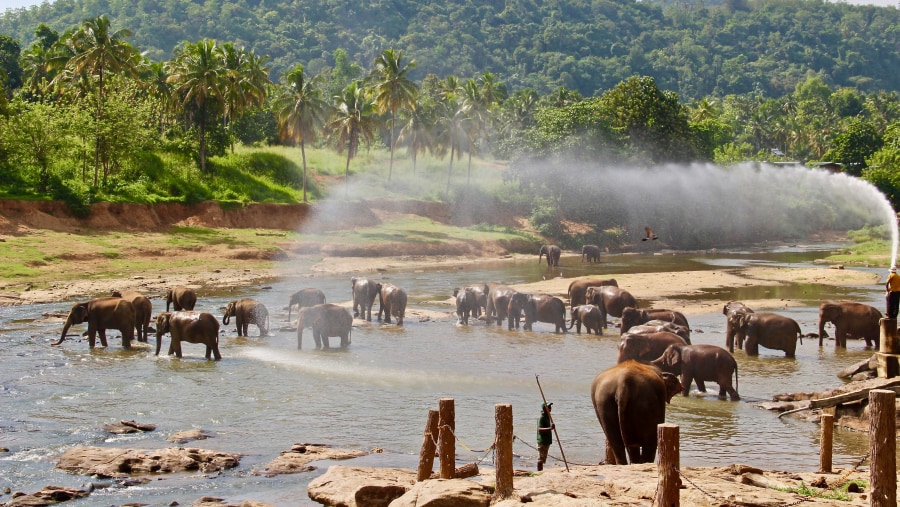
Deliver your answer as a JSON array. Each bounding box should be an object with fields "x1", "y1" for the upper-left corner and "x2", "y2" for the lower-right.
[{"x1": 661, "y1": 373, "x2": 682, "y2": 403}]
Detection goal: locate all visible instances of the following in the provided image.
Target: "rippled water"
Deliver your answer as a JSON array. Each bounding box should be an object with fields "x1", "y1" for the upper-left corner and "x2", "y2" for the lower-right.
[{"x1": 0, "y1": 247, "x2": 890, "y2": 506}]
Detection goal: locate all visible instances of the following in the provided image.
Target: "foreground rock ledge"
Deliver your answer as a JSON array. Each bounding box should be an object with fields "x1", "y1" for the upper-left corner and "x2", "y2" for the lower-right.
[
  {"x1": 307, "y1": 463, "x2": 871, "y2": 506},
  {"x1": 56, "y1": 446, "x2": 240, "y2": 478}
]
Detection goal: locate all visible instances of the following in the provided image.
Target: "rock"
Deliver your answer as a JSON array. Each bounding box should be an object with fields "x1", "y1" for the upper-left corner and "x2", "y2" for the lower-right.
[
  {"x1": 56, "y1": 446, "x2": 240, "y2": 478},
  {"x1": 167, "y1": 429, "x2": 213, "y2": 443},
  {"x1": 307, "y1": 465, "x2": 415, "y2": 507},
  {"x1": 192, "y1": 496, "x2": 275, "y2": 507},
  {"x1": 388, "y1": 479, "x2": 491, "y2": 507},
  {"x1": 103, "y1": 420, "x2": 157, "y2": 434},
  {"x1": 262, "y1": 444, "x2": 367, "y2": 476},
  {"x1": 4, "y1": 485, "x2": 90, "y2": 506},
  {"x1": 836, "y1": 356, "x2": 877, "y2": 379}
]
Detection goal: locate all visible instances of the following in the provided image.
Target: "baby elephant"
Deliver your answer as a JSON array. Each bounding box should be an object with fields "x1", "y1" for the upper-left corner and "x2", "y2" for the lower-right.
[
  {"x1": 156, "y1": 311, "x2": 221, "y2": 360},
  {"x1": 651, "y1": 344, "x2": 739, "y2": 401},
  {"x1": 223, "y1": 298, "x2": 270, "y2": 337}
]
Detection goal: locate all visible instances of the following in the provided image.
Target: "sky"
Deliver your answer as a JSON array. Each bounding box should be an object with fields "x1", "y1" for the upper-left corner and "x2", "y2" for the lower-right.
[{"x1": 0, "y1": 0, "x2": 898, "y2": 14}]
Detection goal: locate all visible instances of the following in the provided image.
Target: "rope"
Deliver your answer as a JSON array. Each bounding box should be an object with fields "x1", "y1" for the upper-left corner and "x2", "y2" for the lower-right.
[{"x1": 512, "y1": 435, "x2": 602, "y2": 467}]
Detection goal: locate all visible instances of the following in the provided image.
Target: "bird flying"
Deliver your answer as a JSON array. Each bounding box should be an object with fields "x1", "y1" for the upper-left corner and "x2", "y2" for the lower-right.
[{"x1": 642, "y1": 226, "x2": 658, "y2": 241}]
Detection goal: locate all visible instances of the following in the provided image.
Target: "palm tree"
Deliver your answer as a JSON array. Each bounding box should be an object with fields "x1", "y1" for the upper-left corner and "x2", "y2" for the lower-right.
[
  {"x1": 434, "y1": 76, "x2": 467, "y2": 194},
  {"x1": 273, "y1": 64, "x2": 330, "y2": 202},
  {"x1": 221, "y1": 43, "x2": 270, "y2": 151},
  {"x1": 326, "y1": 81, "x2": 378, "y2": 196},
  {"x1": 460, "y1": 78, "x2": 488, "y2": 186},
  {"x1": 166, "y1": 39, "x2": 226, "y2": 173},
  {"x1": 56, "y1": 15, "x2": 139, "y2": 185},
  {"x1": 397, "y1": 96, "x2": 436, "y2": 175},
  {"x1": 369, "y1": 48, "x2": 418, "y2": 181}
]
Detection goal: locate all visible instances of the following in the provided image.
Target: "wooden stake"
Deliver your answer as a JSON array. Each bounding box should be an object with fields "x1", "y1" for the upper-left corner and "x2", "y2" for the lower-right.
[
  {"x1": 438, "y1": 398, "x2": 456, "y2": 479},
  {"x1": 493, "y1": 404, "x2": 514, "y2": 501},
  {"x1": 655, "y1": 423, "x2": 680, "y2": 507},
  {"x1": 819, "y1": 413, "x2": 833, "y2": 474},
  {"x1": 869, "y1": 389, "x2": 897, "y2": 507},
  {"x1": 416, "y1": 409, "x2": 439, "y2": 481}
]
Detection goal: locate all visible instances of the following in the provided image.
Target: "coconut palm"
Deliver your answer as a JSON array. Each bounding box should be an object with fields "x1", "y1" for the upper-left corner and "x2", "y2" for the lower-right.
[
  {"x1": 397, "y1": 96, "x2": 436, "y2": 175},
  {"x1": 273, "y1": 64, "x2": 330, "y2": 202},
  {"x1": 221, "y1": 43, "x2": 270, "y2": 151},
  {"x1": 369, "y1": 48, "x2": 418, "y2": 181},
  {"x1": 55, "y1": 15, "x2": 140, "y2": 185},
  {"x1": 434, "y1": 76, "x2": 468, "y2": 194},
  {"x1": 326, "y1": 81, "x2": 378, "y2": 196},
  {"x1": 166, "y1": 39, "x2": 226, "y2": 173}
]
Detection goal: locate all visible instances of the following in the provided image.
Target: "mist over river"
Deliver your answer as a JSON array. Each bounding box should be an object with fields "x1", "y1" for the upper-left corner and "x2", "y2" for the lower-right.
[{"x1": 0, "y1": 246, "x2": 893, "y2": 506}]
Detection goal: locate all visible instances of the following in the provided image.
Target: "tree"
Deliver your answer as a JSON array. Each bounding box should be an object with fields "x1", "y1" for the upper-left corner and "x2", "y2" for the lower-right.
[
  {"x1": 369, "y1": 48, "x2": 418, "y2": 181},
  {"x1": 397, "y1": 95, "x2": 436, "y2": 175},
  {"x1": 55, "y1": 15, "x2": 140, "y2": 185},
  {"x1": 823, "y1": 119, "x2": 883, "y2": 176},
  {"x1": 326, "y1": 81, "x2": 378, "y2": 195},
  {"x1": 166, "y1": 39, "x2": 226, "y2": 173},
  {"x1": 0, "y1": 34, "x2": 22, "y2": 96},
  {"x1": 220, "y1": 42, "x2": 270, "y2": 151},
  {"x1": 434, "y1": 76, "x2": 467, "y2": 193},
  {"x1": 273, "y1": 64, "x2": 330, "y2": 202}
]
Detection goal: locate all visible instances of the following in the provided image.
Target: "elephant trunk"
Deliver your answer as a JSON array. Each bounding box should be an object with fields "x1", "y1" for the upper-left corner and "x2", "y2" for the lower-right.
[
  {"x1": 223, "y1": 313, "x2": 231, "y2": 325},
  {"x1": 818, "y1": 317, "x2": 828, "y2": 346},
  {"x1": 155, "y1": 330, "x2": 163, "y2": 356},
  {"x1": 53, "y1": 318, "x2": 73, "y2": 346}
]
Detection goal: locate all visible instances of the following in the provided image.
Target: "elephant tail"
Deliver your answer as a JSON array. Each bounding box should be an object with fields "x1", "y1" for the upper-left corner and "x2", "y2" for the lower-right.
[
  {"x1": 734, "y1": 360, "x2": 739, "y2": 396},
  {"x1": 795, "y1": 321, "x2": 803, "y2": 345}
]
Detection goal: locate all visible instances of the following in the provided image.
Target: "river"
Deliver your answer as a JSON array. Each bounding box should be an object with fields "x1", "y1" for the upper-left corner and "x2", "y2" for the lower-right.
[{"x1": 0, "y1": 245, "x2": 889, "y2": 506}]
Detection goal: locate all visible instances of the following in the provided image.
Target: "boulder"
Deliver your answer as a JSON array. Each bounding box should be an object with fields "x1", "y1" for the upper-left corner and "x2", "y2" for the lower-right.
[
  {"x1": 262, "y1": 444, "x2": 367, "y2": 476},
  {"x1": 102, "y1": 420, "x2": 156, "y2": 434},
  {"x1": 56, "y1": 446, "x2": 240, "y2": 478},
  {"x1": 307, "y1": 465, "x2": 415, "y2": 507},
  {"x1": 192, "y1": 496, "x2": 276, "y2": 507},
  {"x1": 388, "y1": 479, "x2": 491, "y2": 507},
  {"x1": 167, "y1": 428, "x2": 213, "y2": 443},
  {"x1": 5, "y1": 485, "x2": 90, "y2": 506}
]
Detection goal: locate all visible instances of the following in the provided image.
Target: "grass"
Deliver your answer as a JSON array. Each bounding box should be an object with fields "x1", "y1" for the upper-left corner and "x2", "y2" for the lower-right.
[
  {"x1": 824, "y1": 224, "x2": 892, "y2": 265},
  {"x1": 774, "y1": 479, "x2": 867, "y2": 502}
]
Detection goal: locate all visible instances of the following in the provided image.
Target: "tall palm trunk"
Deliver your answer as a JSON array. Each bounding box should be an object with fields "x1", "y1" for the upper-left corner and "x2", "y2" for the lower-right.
[
  {"x1": 198, "y1": 104, "x2": 207, "y2": 173},
  {"x1": 445, "y1": 144, "x2": 455, "y2": 194},
  {"x1": 388, "y1": 110, "x2": 396, "y2": 181},
  {"x1": 344, "y1": 150, "x2": 352, "y2": 198},
  {"x1": 300, "y1": 140, "x2": 308, "y2": 203}
]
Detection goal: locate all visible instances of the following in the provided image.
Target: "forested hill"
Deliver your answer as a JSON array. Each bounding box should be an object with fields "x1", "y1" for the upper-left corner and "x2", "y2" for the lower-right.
[{"x1": 1, "y1": 0, "x2": 900, "y2": 100}]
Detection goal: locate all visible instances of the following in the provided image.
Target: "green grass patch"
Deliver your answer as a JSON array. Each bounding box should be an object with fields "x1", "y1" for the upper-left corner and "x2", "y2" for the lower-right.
[
  {"x1": 773, "y1": 479, "x2": 867, "y2": 502},
  {"x1": 825, "y1": 224, "x2": 892, "y2": 265}
]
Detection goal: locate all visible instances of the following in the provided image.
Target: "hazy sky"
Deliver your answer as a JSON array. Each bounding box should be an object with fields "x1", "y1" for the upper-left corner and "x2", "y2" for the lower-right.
[{"x1": 0, "y1": 0, "x2": 898, "y2": 16}]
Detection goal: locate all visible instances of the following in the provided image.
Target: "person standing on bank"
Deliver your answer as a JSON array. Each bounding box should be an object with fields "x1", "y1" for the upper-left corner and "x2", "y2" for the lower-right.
[
  {"x1": 536, "y1": 402, "x2": 554, "y2": 471},
  {"x1": 886, "y1": 266, "x2": 900, "y2": 319}
]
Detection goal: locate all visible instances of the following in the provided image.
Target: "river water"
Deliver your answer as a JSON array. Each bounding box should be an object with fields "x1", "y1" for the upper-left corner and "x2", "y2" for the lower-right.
[{"x1": 0, "y1": 245, "x2": 890, "y2": 506}]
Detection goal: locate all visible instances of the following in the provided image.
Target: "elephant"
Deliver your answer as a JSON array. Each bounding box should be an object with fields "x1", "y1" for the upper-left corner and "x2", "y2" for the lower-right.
[
  {"x1": 465, "y1": 285, "x2": 487, "y2": 318},
  {"x1": 581, "y1": 244, "x2": 601, "y2": 263},
  {"x1": 453, "y1": 287, "x2": 477, "y2": 325},
  {"x1": 723, "y1": 301, "x2": 754, "y2": 353},
  {"x1": 538, "y1": 244, "x2": 561, "y2": 267},
  {"x1": 297, "y1": 303, "x2": 353, "y2": 349},
  {"x1": 54, "y1": 297, "x2": 136, "y2": 349},
  {"x1": 567, "y1": 278, "x2": 618, "y2": 313},
  {"x1": 735, "y1": 312, "x2": 802, "y2": 357},
  {"x1": 111, "y1": 290, "x2": 152, "y2": 343},
  {"x1": 522, "y1": 294, "x2": 567, "y2": 333},
  {"x1": 617, "y1": 331, "x2": 689, "y2": 363},
  {"x1": 625, "y1": 319, "x2": 691, "y2": 343},
  {"x1": 166, "y1": 286, "x2": 197, "y2": 312},
  {"x1": 586, "y1": 285, "x2": 638, "y2": 327},
  {"x1": 620, "y1": 307, "x2": 689, "y2": 335},
  {"x1": 378, "y1": 283, "x2": 408, "y2": 325},
  {"x1": 155, "y1": 311, "x2": 221, "y2": 360},
  {"x1": 288, "y1": 288, "x2": 326, "y2": 321},
  {"x1": 651, "y1": 344, "x2": 740, "y2": 401},
  {"x1": 506, "y1": 291, "x2": 531, "y2": 330},
  {"x1": 817, "y1": 301, "x2": 881, "y2": 348},
  {"x1": 223, "y1": 298, "x2": 270, "y2": 337},
  {"x1": 568, "y1": 304, "x2": 605, "y2": 335},
  {"x1": 351, "y1": 277, "x2": 382, "y2": 321},
  {"x1": 483, "y1": 283, "x2": 516, "y2": 326},
  {"x1": 590, "y1": 360, "x2": 682, "y2": 465}
]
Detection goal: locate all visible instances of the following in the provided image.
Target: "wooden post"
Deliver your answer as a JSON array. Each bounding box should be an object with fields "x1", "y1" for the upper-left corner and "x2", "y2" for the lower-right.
[
  {"x1": 819, "y1": 413, "x2": 833, "y2": 474},
  {"x1": 493, "y1": 404, "x2": 514, "y2": 501},
  {"x1": 880, "y1": 318, "x2": 899, "y2": 354},
  {"x1": 416, "y1": 409, "x2": 439, "y2": 481},
  {"x1": 438, "y1": 398, "x2": 456, "y2": 479},
  {"x1": 655, "y1": 423, "x2": 680, "y2": 507},
  {"x1": 869, "y1": 389, "x2": 897, "y2": 507}
]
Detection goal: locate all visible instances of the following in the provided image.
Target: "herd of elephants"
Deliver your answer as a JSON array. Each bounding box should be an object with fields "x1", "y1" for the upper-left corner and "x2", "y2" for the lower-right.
[{"x1": 47, "y1": 243, "x2": 885, "y2": 466}]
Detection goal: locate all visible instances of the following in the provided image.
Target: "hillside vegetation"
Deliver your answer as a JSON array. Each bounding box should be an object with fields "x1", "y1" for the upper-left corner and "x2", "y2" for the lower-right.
[{"x1": 1, "y1": 0, "x2": 899, "y2": 101}]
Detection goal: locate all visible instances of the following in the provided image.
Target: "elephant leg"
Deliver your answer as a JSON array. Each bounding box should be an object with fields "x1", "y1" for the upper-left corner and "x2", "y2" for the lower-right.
[
  {"x1": 726, "y1": 330, "x2": 734, "y2": 353},
  {"x1": 313, "y1": 331, "x2": 322, "y2": 349},
  {"x1": 601, "y1": 418, "x2": 628, "y2": 465},
  {"x1": 205, "y1": 345, "x2": 212, "y2": 360},
  {"x1": 322, "y1": 335, "x2": 330, "y2": 349},
  {"x1": 637, "y1": 441, "x2": 657, "y2": 464},
  {"x1": 174, "y1": 340, "x2": 183, "y2": 358},
  {"x1": 211, "y1": 343, "x2": 221, "y2": 360},
  {"x1": 694, "y1": 378, "x2": 707, "y2": 393},
  {"x1": 384, "y1": 308, "x2": 392, "y2": 324},
  {"x1": 98, "y1": 329, "x2": 108, "y2": 348},
  {"x1": 726, "y1": 383, "x2": 740, "y2": 401},
  {"x1": 681, "y1": 374, "x2": 692, "y2": 396}
]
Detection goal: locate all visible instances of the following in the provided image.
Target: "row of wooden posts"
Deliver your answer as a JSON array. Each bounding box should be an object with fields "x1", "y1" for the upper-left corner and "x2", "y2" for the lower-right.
[{"x1": 417, "y1": 391, "x2": 897, "y2": 506}]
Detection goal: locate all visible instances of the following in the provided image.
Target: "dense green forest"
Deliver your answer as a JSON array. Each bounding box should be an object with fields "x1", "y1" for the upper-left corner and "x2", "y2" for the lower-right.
[
  {"x1": 1, "y1": 0, "x2": 899, "y2": 101},
  {"x1": 2, "y1": 0, "x2": 900, "y2": 250}
]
